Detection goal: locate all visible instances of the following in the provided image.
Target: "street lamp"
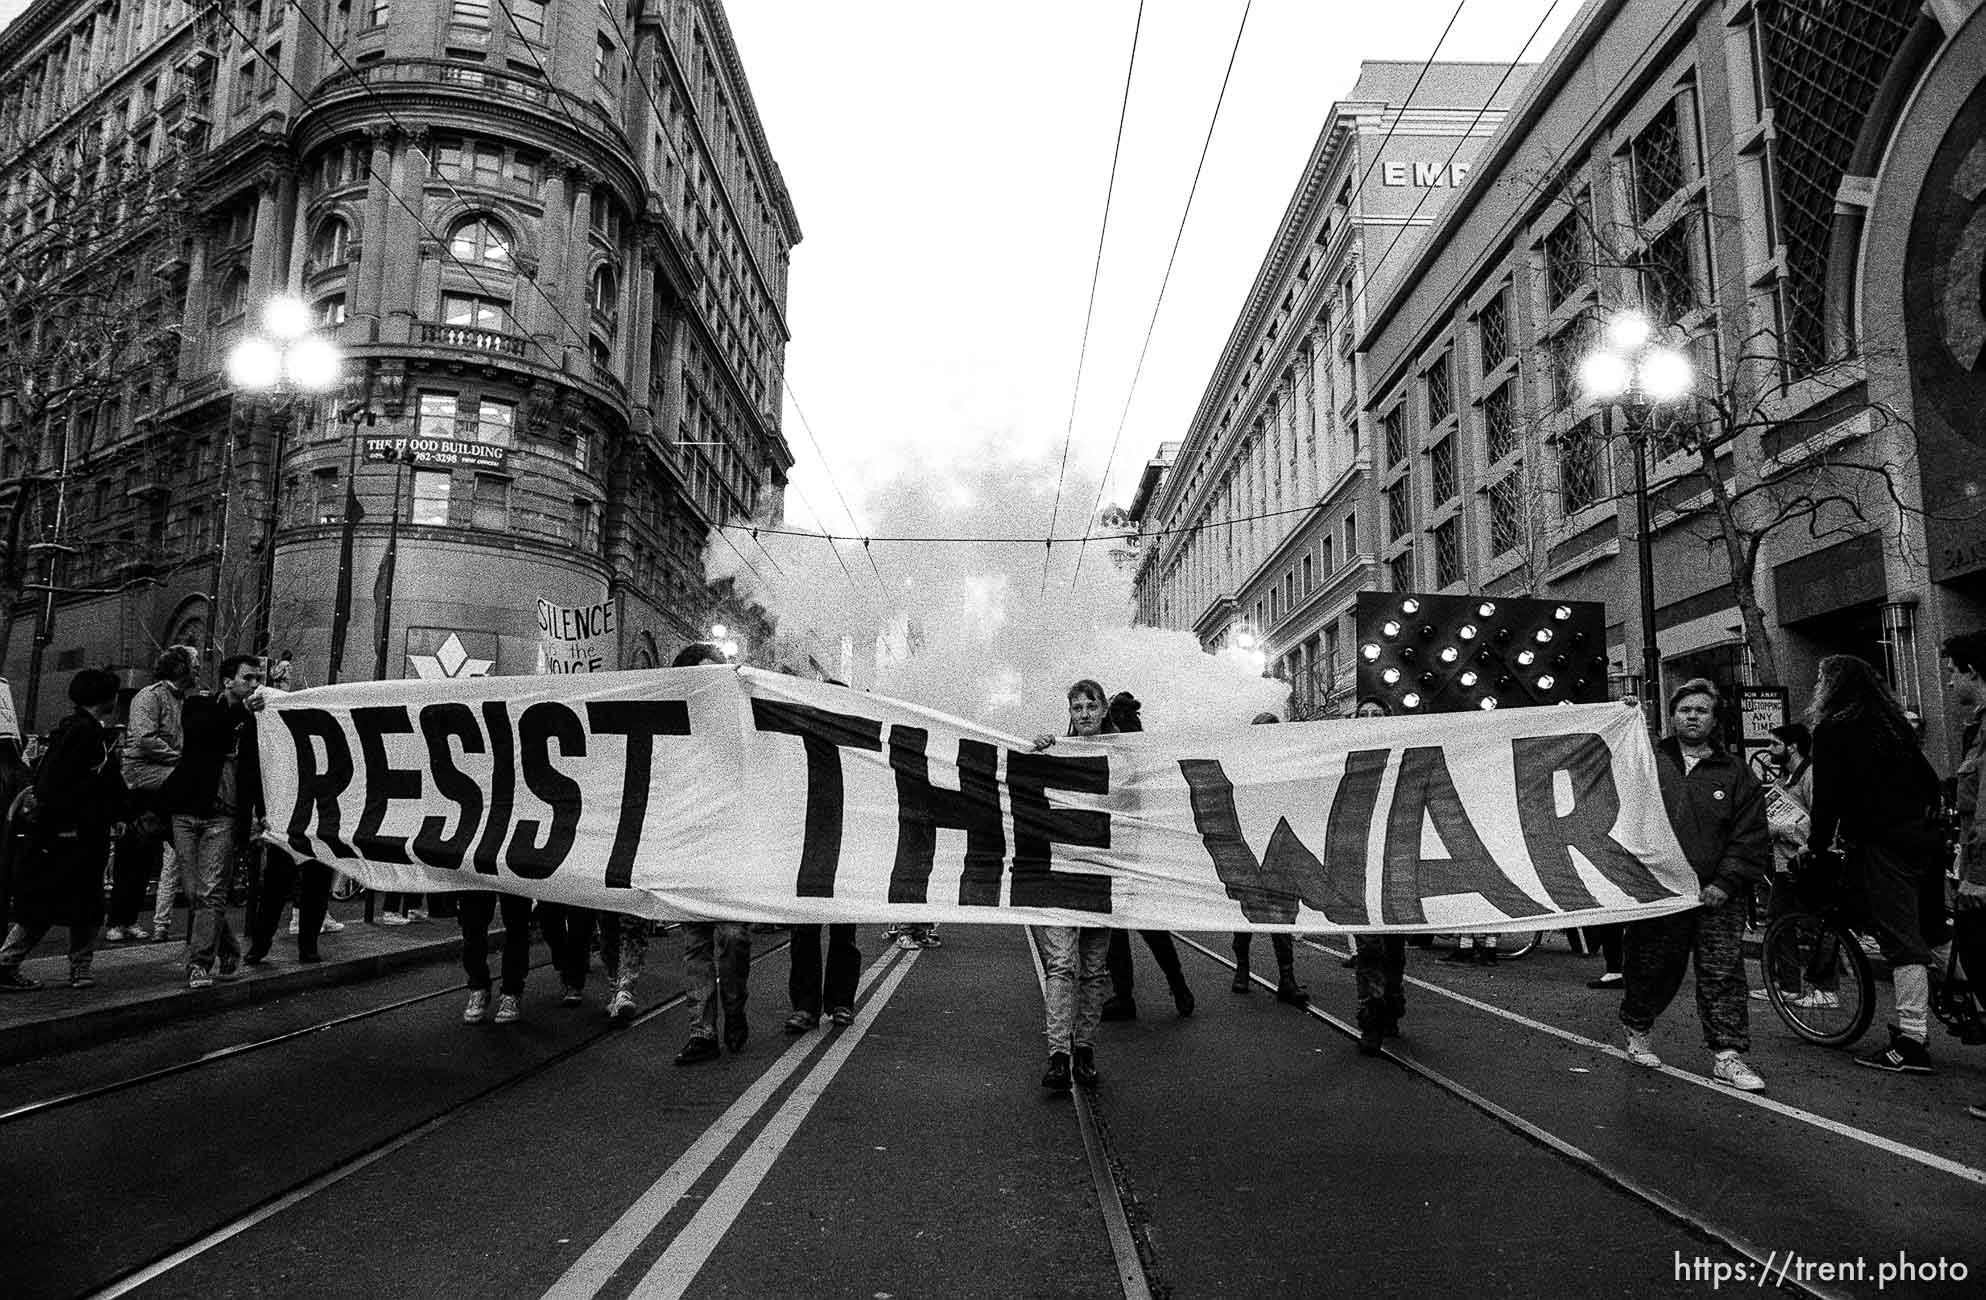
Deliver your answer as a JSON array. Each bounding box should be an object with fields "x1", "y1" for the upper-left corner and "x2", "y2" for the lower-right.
[
  {"x1": 1580, "y1": 308, "x2": 1694, "y2": 731},
  {"x1": 710, "y1": 623, "x2": 743, "y2": 660},
  {"x1": 226, "y1": 295, "x2": 343, "y2": 666}
]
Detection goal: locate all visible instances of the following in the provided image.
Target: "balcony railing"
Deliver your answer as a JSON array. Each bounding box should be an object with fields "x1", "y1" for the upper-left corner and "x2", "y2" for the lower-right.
[
  {"x1": 311, "y1": 59, "x2": 624, "y2": 141},
  {"x1": 420, "y1": 321, "x2": 528, "y2": 357},
  {"x1": 589, "y1": 357, "x2": 626, "y2": 399}
]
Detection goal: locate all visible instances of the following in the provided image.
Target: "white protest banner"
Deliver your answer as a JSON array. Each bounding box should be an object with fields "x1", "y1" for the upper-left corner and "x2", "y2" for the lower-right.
[
  {"x1": 535, "y1": 597, "x2": 617, "y2": 674},
  {"x1": 257, "y1": 668, "x2": 1701, "y2": 933}
]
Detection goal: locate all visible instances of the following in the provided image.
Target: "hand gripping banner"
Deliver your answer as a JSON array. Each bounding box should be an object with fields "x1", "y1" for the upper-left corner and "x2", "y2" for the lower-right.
[{"x1": 259, "y1": 667, "x2": 1700, "y2": 932}]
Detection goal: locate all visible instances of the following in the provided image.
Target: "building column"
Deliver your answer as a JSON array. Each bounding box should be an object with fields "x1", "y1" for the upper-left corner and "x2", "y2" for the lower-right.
[
  {"x1": 353, "y1": 128, "x2": 394, "y2": 338},
  {"x1": 564, "y1": 167, "x2": 596, "y2": 370},
  {"x1": 381, "y1": 129, "x2": 428, "y2": 343}
]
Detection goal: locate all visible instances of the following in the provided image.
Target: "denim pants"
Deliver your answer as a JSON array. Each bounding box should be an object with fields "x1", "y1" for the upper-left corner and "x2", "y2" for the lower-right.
[
  {"x1": 151, "y1": 842, "x2": 182, "y2": 935},
  {"x1": 1620, "y1": 895, "x2": 1749, "y2": 1053},
  {"x1": 599, "y1": 913, "x2": 648, "y2": 991},
  {"x1": 172, "y1": 814, "x2": 240, "y2": 972},
  {"x1": 788, "y1": 923, "x2": 861, "y2": 1016},
  {"x1": 683, "y1": 921, "x2": 752, "y2": 1041},
  {"x1": 458, "y1": 891, "x2": 534, "y2": 996},
  {"x1": 1039, "y1": 926, "x2": 1110, "y2": 1052}
]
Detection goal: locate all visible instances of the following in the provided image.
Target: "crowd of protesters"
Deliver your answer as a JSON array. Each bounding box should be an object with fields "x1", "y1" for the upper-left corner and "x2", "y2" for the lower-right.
[{"x1": 0, "y1": 637, "x2": 1980, "y2": 1126}]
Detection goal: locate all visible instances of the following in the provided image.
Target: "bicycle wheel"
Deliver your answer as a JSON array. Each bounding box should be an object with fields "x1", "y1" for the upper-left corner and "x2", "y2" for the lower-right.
[
  {"x1": 1760, "y1": 913, "x2": 1876, "y2": 1047},
  {"x1": 329, "y1": 872, "x2": 364, "y2": 902},
  {"x1": 1499, "y1": 931, "x2": 1544, "y2": 959}
]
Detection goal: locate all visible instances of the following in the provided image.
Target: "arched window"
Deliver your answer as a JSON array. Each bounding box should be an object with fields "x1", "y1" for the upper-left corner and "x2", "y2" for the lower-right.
[
  {"x1": 587, "y1": 264, "x2": 617, "y2": 313},
  {"x1": 447, "y1": 215, "x2": 511, "y2": 267},
  {"x1": 218, "y1": 269, "x2": 249, "y2": 319},
  {"x1": 309, "y1": 217, "x2": 351, "y2": 270}
]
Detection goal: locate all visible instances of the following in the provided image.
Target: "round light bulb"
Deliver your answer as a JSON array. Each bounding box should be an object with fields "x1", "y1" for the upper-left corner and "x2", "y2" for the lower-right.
[
  {"x1": 1579, "y1": 351, "x2": 1631, "y2": 402},
  {"x1": 1479, "y1": 697, "x2": 1500, "y2": 710},
  {"x1": 1606, "y1": 310, "x2": 1652, "y2": 351},
  {"x1": 1400, "y1": 693, "x2": 1421, "y2": 709},
  {"x1": 1459, "y1": 670, "x2": 1479, "y2": 687},
  {"x1": 262, "y1": 295, "x2": 313, "y2": 340},
  {"x1": 1381, "y1": 667, "x2": 1401, "y2": 685},
  {"x1": 1361, "y1": 643, "x2": 1381, "y2": 662},
  {"x1": 1535, "y1": 628, "x2": 1555, "y2": 644},
  {"x1": 1476, "y1": 602, "x2": 1497, "y2": 618},
  {"x1": 1236, "y1": 631, "x2": 1256, "y2": 649},
  {"x1": 1438, "y1": 646, "x2": 1458, "y2": 663},
  {"x1": 1517, "y1": 649, "x2": 1536, "y2": 666},
  {"x1": 225, "y1": 336, "x2": 283, "y2": 391},
  {"x1": 1537, "y1": 674, "x2": 1557, "y2": 690},
  {"x1": 1553, "y1": 605, "x2": 1574, "y2": 621},
  {"x1": 1459, "y1": 624, "x2": 1478, "y2": 641},
  {"x1": 710, "y1": 623, "x2": 728, "y2": 638},
  {"x1": 284, "y1": 336, "x2": 343, "y2": 391},
  {"x1": 1638, "y1": 345, "x2": 1694, "y2": 403},
  {"x1": 721, "y1": 639, "x2": 740, "y2": 658},
  {"x1": 1400, "y1": 598, "x2": 1421, "y2": 615},
  {"x1": 1381, "y1": 620, "x2": 1401, "y2": 639}
]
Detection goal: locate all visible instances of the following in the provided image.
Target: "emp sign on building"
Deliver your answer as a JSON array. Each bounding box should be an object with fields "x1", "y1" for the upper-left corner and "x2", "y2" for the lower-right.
[{"x1": 1355, "y1": 592, "x2": 1610, "y2": 715}]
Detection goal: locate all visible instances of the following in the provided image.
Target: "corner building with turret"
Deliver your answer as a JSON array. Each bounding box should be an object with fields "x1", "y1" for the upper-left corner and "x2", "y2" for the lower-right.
[{"x1": 0, "y1": 0, "x2": 797, "y2": 727}]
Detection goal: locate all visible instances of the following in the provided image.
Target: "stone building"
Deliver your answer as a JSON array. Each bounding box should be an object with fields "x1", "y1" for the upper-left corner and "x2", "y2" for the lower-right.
[
  {"x1": 0, "y1": 0, "x2": 796, "y2": 727},
  {"x1": 1127, "y1": 61, "x2": 1532, "y2": 718}
]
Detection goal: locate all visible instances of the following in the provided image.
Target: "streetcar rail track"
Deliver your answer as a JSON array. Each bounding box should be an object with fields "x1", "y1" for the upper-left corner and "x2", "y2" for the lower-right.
[{"x1": 1172, "y1": 933, "x2": 1846, "y2": 1300}]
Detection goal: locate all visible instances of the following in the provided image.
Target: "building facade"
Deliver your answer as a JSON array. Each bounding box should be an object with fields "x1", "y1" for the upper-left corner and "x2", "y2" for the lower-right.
[
  {"x1": 0, "y1": 0, "x2": 796, "y2": 728},
  {"x1": 1353, "y1": 0, "x2": 1979, "y2": 758},
  {"x1": 1128, "y1": 61, "x2": 1532, "y2": 718}
]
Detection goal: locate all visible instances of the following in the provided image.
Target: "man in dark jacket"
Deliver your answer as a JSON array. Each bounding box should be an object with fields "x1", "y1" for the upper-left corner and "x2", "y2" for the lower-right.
[
  {"x1": 161, "y1": 654, "x2": 265, "y2": 988},
  {"x1": 0, "y1": 668, "x2": 127, "y2": 990},
  {"x1": 1619, "y1": 678, "x2": 1770, "y2": 1091}
]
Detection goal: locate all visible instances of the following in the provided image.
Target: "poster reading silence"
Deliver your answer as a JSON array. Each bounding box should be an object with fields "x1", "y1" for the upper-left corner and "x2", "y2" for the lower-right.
[{"x1": 537, "y1": 597, "x2": 618, "y2": 674}]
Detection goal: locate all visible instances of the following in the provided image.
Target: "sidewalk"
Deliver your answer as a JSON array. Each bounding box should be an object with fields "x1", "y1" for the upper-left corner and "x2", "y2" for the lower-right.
[{"x1": 0, "y1": 901, "x2": 470, "y2": 1068}]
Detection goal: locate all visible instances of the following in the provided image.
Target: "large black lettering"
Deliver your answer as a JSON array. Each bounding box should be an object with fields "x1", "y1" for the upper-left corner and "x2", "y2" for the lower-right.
[
  {"x1": 1382, "y1": 746, "x2": 1549, "y2": 924},
  {"x1": 887, "y1": 725, "x2": 1005, "y2": 905},
  {"x1": 1007, "y1": 750, "x2": 1112, "y2": 912},
  {"x1": 351, "y1": 706, "x2": 419, "y2": 864},
  {"x1": 1512, "y1": 733, "x2": 1674, "y2": 903},
  {"x1": 586, "y1": 700, "x2": 691, "y2": 890},
  {"x1": 751, "y1": 700, "x2": 883, "y2": 897},
  {"x1": 509, "y1": 702, "x2": 585, "y2": 879},
  {"x1": 472, "y1": 701, "x2": 516, "y2": 875},
  {"x1": 414, "y1": 703, "x2": 483, "y2": 869},
  {"x1": 281, "y1": 708, "x2": 355, "y2": 858},
  {"x1": 1176, "y1": 750, "x2": 1381, "y2": 926}
]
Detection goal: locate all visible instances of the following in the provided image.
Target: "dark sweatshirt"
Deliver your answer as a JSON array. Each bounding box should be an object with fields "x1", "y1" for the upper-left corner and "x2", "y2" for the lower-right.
[
  {"x1": 1654, "y1": 737, "x2": 1769, "y2": 897},
  {"x1": 1808, "y1": 716, "x2": 1941, "y2": 853}
]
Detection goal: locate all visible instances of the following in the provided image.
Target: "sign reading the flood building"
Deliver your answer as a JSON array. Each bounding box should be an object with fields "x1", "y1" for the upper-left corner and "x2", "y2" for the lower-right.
[{"x1": 257, "y1": 669, "x2": 1702, "y2": 933}]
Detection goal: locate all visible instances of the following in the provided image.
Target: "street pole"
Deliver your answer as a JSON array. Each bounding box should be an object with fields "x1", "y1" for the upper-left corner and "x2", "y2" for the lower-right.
[
  {"x1": 373, "y1": 447, "x2": 409, "y2": 681},
  {"x1": 204, "y1": 398, "x2": 241, "y2": 673},
  {"x1": 325, "y1": 407, "x2": 368, "y2": 685},
  {"x1": 253, "y1": 400, "x2": 297, "y2": 657},
  {"x1": 1629, "y1": 404, "x2": 1662, "y2": 734}
]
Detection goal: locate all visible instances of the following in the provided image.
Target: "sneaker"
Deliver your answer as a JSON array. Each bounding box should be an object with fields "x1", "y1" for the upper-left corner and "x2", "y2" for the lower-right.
[
  {"x1": 1624, "y1": 1029, "x2": 1662, "y2": 1067},
  {"x1": 917, "y1": 931, "x2": 942, "y2": 948},
  {"x1": 1589, "y1": 974, "x2": 1625, "y2": 990},
  {"x1": 1712, "y1": 1051, "x2": 1766, "y2": 1092},
  {"x1": 785, "y1": 1009, "x2": 820, "y2": 1033},
  {"x1": 320, "y1": 917, "x2": 346, "y2": 933},
  {"x1": 830, "y1": 1005, "x2": 854, "y2": 1027},
  {"x1": 560, "y1": 983, "x2": 583, "y2": 1007},
  {"x1": 605, "y1": 989, "x2": 637, "y2": 1021},
  {"x1": 125, "y1": 925, "x2": 151, "y2": 942},
  {"x1": 463, "y1": 990, "x2": 492, "y2": 1023},
  {"x1": 493, "y1": 994, "x2": 522, "y2": 1024},
  {"x1": 1041, "y1": 1051, "x2": 1072, "y2": 1092},
  {"x1": 68, "y1": 971, "x2": 96, "y2": 989},
  {"x1": 896, "y1": 933, "x2": 921, "y2": 951},
  {"x1": 674, "y1": 1036, "x2": 721, "y2": 1066},
  {"x1": 0, "y1": 968, "x2": 43, "y2": 991},
  {"x1": 1856, "y1": 1027, "x2": 1934, "y2": 1074},
  {"x1": 1747, "y1": 987, "x2": 1776, "y2": 1001},
  {"x1": 287, "y1": 912, "x2": 300, "y2": 936},
  {"x1": 403, "y1": 909, "x2": 428, "y2": 922},
  {"x1": 377, "y1": 912, "x2": 411, "y2": 927},
  {"x1": 187, "y1": 967, "x2": 214, "y2": 990},
  {"x1": 1789, "y1": 989, "x2": 1840, "y2": 1009},
  {"x1": 103, "y1": 926, "x2": 129, "y2": 942}
]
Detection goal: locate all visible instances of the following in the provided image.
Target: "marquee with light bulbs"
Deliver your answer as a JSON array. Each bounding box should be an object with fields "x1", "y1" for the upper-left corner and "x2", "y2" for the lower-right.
[{"x1": 1354, "y1": 592, "x2": 1610, "y2": 714}]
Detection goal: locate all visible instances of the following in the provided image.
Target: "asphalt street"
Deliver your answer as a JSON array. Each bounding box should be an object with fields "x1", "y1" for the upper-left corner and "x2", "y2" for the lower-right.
[{"x1": 2, "y1": 926, "x2": 1982, "y2": 1298}]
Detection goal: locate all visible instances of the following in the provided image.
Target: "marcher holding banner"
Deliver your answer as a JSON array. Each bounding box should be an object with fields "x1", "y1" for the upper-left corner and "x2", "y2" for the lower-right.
[
  {"x1": 670, "y1": 642, "x2": 755, "y2": 1067},
  {"x1": 1618, "y1": 679, "x2": 1769, "y2": 1091},
  {"x1": 1030, "y1": 679, "x2": 1116, "y2": 1093}
]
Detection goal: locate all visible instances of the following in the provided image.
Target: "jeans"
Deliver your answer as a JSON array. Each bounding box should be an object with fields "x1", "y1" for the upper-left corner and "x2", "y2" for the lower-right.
[
  {"x1": 788, "y1": 923, "x2": 860, "y2": 1015},
  {"x1": 0, "y1": 917, "x2": 99, "y2": 978},
  {"x1": 1040, "y1": 926, "x2": 1109, "y2": 1052},
  {"x1": 1620, "y1": 895, "x2": 1750, "y2": 1054},
  {"x1": 172, "y1": 814, "x2": 240, "y2": 973},
  {"x1": 682, "y1": 921, "x2": 752, "y2": 1041},
  {"x1": 537, "y1": 902, "x2": 597, "y2": 991},
  {"x1": 151, "y1": 842, "x2": 181, "y2": 936},
  {"x1": 599, "y1": 913, "x2": 648, "y2": 991},
  {"x1": 458, "y1": 891, "x2": 534, "y2": 996}
]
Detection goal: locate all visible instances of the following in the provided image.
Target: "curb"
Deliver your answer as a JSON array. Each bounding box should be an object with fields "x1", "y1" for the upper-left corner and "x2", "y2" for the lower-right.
[{"x1": 0, "y1": 933, "x2": 471, "y2": 1068}]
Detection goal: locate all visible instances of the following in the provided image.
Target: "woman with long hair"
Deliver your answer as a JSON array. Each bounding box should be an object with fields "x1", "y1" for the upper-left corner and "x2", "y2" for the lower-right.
[
  {"x1": 1028, "y1": 679, "x2": 1116, "y2": 1091},
  {"x1": 1807, "y1": 654, "x2": 1949, "y2": 1074}
]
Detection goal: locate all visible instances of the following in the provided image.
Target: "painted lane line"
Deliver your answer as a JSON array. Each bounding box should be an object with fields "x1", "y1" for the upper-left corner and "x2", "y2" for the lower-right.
[
  {"x1": 541, "y1": 945, "x2": 906, "y2": 1300},
  {"x1": 628, "y1": 949, "x2": 924, "y2": 1299},
  {"x1": 86, "y1": 989, "x2": 695, "y2": 1300},
  {"x1": 1025, "y1": 928, "x2": 1154, "y2": 1300},
  {"x1": 1289, "y1": 937, "x2": 1986, "y2": 1189}
]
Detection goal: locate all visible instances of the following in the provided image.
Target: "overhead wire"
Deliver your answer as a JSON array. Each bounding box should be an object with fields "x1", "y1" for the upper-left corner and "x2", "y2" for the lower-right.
[
  {"x1": 718, "y1": 495, "x2": 1331, "y2": 547},
  {"x1": 1069, "y1": 0, "x2": 1255, "y2": 588},
  {"x1": 1040, "y1": 0, "x2": 1147, "y2": 596},
  {"x1": 782, "y1": 378, "x2": 888, "y2": 597}
]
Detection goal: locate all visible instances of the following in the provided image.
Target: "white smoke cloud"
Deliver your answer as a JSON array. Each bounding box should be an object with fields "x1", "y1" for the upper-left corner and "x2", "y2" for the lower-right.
[{"x1": 713, "y1": 440, "x2": 1286, "y2": 739}]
